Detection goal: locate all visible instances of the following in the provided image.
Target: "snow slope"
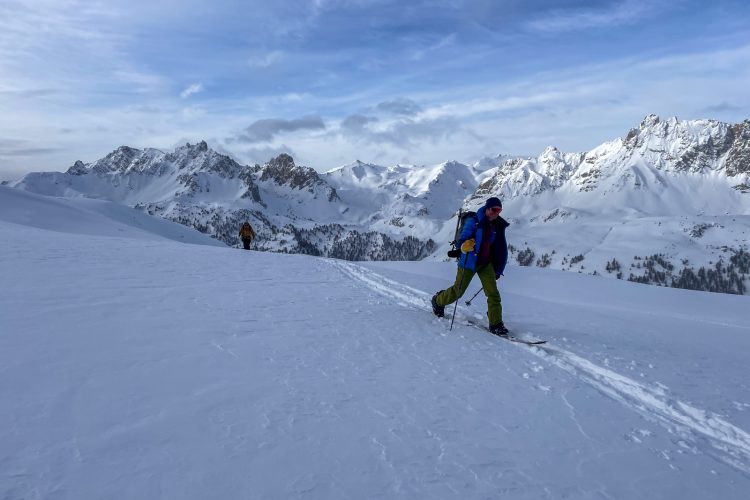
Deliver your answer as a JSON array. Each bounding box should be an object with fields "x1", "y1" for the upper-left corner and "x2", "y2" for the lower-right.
[
  {"x1": 2, "y1": 188, "x2": 750, "y2": 499},
  {"x1": 0, "y1": 186, "x2": 224, "y2": 246}
]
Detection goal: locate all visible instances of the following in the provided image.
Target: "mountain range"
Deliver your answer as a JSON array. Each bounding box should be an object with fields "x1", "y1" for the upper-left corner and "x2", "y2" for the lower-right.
[{"x1": 6, "y1": 114, "x2": 750, "y2": 294}]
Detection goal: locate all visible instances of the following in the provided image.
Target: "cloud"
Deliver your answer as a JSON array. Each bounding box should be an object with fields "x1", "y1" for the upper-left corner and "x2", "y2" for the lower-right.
[
  {"x1": 232, "y1": 116, "x2": 326, "y2": 144},
  {"x1": 410, "y1": 33, "x2": 456, "y2": 61},
  {"x1": 0, "y1": 138, "x2": 61, "y2": 157},
  {"x1": 180, "y1": 83, "x2": 204, "y2": 99},
  {"x1": 339, "y1": 113, "x2": 461, "y2": 149},
  {"x1": 700, "y1": 101, "x2": 745, "y2": 115},
  {"x1": 248, "y1": 51, "x2": 284, "y2": 68},
  {"x1": 341, "y1": 114, "x2": 379, "y2": 133},
  {"x1": 282, "y1": 92, "x2": 309, "y2": 102},
  {"x1": 131, "y1": 105, "x2": 163, "y2": 114},
  {"x1": 0, "y1": 1, "x2": 157, "y2": 94},
  {"x1": 375, "y1": 98, "x2": 423, "y2": 116},
  {"x1": 2, "y1": 0, "x2": 748, "y2": 175},
  {"x1": 0, "y1": 138, "x2": 64, "y2": 180},
  {"x1": 236, "y1": 144, "x2": 297, "y2": 165},
  {"x1": 0, "y1": 88, "x2": 58, "y2": 98},
  {"x1": 526, "y1": 0, "x2": 655, "y2": 33}
]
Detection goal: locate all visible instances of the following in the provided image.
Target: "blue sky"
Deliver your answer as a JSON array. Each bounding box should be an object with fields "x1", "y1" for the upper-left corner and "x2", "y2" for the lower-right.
[{"x1": 1, "y1": 0, "x2": 749, "y2": 179}]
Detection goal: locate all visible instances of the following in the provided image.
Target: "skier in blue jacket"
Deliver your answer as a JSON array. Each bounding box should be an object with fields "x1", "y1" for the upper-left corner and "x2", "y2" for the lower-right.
[{"x1": 431, "y1": 197, "x2": 510, "y2": 335}]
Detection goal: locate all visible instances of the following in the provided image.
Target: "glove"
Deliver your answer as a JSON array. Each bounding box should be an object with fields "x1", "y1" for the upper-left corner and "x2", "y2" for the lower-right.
[{"x1": 460, "y1": 238, "x2": 475, "y2": 253}]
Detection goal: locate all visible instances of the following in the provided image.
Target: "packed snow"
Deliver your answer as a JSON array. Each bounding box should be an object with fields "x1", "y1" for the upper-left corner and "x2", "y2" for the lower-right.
[{"x1": 1, "y1": 187, "x2": 749, "y2": 499}]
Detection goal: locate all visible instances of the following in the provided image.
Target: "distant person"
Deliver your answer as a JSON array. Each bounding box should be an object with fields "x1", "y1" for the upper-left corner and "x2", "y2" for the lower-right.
[
  {"x1": 239, "y1": 222, "x2": 256, "y2": 250},
  {"x1": 431, "y1": 197, "x2": 510, "y2": 335}
]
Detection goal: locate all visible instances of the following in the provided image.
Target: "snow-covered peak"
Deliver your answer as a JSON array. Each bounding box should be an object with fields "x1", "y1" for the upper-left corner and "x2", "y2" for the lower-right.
[
  {"x1": 64, "y1": 141, "x2": 246, "y2": 179},
  {"x1": 86, "y1": 145, "x2": 156, "y2": 174},
  {"x1": 640, "y1": 113, "x2": 661, "y2": 129},
  {"x1": 470, "y1": 115, "x2": 750, "y2": 210},
  {"x1": 258, "y1": 154, "x2": 337, "y2": 198},
  {"x1": 472, "y1": 153, "x2": 516, "y2": 172},
  {"x1": 165, "y1": 142, "x2": 245, "y2": 177},
  {"x1": 325, "y1": 160, "x2": 388, "y2": 180},
  {"x1": 67, "y1": 160, "x2": 88, "y2": 175}
]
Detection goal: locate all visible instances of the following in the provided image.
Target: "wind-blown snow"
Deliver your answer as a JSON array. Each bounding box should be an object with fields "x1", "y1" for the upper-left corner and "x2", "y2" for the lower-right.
[{"x1": 1, "y1": 187, "x2": 749, "y2": 499}]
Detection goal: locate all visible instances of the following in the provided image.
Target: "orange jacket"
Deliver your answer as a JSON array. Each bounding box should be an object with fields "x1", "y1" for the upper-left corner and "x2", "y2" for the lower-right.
[{"x1": 239, "y1": 224, "x2": 256, "y2": 239}]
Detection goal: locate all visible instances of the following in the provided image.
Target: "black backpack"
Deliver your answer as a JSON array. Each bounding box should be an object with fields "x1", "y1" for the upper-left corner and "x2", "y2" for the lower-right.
[{"x1": 447, "y1": 209, "x2": 477, "y2": 258}]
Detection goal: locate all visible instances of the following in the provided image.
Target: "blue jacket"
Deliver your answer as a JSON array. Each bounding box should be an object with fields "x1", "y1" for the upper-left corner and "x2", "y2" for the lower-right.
[{"x1": 456, "y1": 209, "x2": 510, "y2": 275}]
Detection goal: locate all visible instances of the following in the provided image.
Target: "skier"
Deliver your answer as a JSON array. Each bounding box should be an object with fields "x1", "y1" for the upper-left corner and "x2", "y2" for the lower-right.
[
  {"x1": 239, "y1": 222, "x2": 256, "y2": 250},
  {"x1": 431, "y1": 197, "x2": 510, "y2": 335}
]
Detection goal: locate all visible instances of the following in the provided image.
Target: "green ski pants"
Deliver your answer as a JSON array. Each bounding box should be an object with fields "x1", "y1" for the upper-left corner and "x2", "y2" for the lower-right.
[{"x1": 436, "y1": 264, "x2": 503, "y2": 325}]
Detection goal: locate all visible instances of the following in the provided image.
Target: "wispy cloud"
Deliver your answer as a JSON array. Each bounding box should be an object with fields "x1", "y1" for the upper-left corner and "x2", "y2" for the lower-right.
[
  {"x1": 231, "y1": 116, "x2": 326, "y2": 144},
  {"x1": 282, "y1": 93, "x2": 309, "y2": 102},
  {"x1": 0, "y1": 138, "x2": 61, "y2": 157},
  {"x1": 375, "y1": 98, "x2": 423, "y2": 116},
  {"x1": 411, "y1": 33, "x2": 456, "y2": 61},
  {"x1": 700, "y1": 101, "x2": 745, "y2": 115},
  {"x1": 339, "y1": 113, "x2": 463, "y2": 150},
  {"x1": 1, "y1": 0, "x2": 749, "y2": 176},
  {"x1": 0, "y1": 138, "x2": 63, "y2": 180},
  {"x1": 526, "y1": 0, "x2": 655, "y2": 33},
  {"x1": 0, "y1": 0, "x2": 166, "y2": 101},
  {"x1": 248, "y1": 51, "x2": 284, "y2": 68},
  {"x1": 238, "y1": 144, "x2": 297, "y2": 165},
  {"x1": 180, "y1": 83, "x2": 204, "y2": 99}
]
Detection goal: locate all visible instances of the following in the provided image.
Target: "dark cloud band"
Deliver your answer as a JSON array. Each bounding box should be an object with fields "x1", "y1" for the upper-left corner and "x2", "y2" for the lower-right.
[{"x1": 234, "y1": 116, "x2": 326, "y2": 144}]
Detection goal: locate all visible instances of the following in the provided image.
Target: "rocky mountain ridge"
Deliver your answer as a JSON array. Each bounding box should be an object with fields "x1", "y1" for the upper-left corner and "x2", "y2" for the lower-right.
[
  {"x1": 457, "y1": 115, "x2": 750, "y2": 295},
  {"x1": 7, "y1": 114, "x2": 750, "y2": 293},
  {"x1": 8, "y1": 142, "x2": 462, "y2": 260},
  {"x1": 469, "y1": 115, "x2": 750, "y2": 208}
]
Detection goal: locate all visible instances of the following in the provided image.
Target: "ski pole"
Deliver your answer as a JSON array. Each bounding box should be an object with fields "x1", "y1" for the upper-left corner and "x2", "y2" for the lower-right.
[
  {"x1": 449, "y1": 268, "x2": 467, "y2": 331},
  {"x1": 465, "y1": 288, "x2": 482, "y2": 306}
]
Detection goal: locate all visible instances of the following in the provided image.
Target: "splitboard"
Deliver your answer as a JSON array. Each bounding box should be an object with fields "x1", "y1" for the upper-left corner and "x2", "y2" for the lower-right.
[{"x1": 465, "y1": 318, "x2": 547, "y2": 345}]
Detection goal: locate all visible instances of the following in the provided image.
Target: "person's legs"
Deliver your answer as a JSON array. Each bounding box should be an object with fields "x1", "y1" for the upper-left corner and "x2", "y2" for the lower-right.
[
  {"x1": 477, "y1": 264, "x2": 503, "y2": 325},
  {"x1": 436, "y1": 267, "x2": 475, "y2": 306}
]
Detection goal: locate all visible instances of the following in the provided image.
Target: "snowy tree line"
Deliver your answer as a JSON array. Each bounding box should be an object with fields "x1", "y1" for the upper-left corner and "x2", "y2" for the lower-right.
[
  {"x1": 508, "y1": 244, "x2": 749, "y2": 295},
  {"x1": 141, "y1": 202, "x2": 436, "y2": 262},
  {"x1": 290, "y1": 224, "x2": 436, "y2": 261},
  {"x1": 626, "y1": 252, "x2": 747, "y2": 294}
]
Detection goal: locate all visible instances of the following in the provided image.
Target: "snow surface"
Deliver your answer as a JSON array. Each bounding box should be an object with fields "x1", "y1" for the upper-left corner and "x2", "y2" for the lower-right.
[
  {"x1": 0, "y1": 186, "x2": 224, "y2": 246},
  {"x1": 2, "y1": 188, "x2": 750, "y2": 499}
]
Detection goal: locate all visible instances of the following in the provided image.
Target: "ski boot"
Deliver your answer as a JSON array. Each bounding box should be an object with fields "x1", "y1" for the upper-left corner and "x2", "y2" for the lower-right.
[
  {"x1": 431, "y1": 292, "x2": 445, "y2": 318},
  {"x1": 489, "y1": 322, "x2": 510, "y2": 336}
]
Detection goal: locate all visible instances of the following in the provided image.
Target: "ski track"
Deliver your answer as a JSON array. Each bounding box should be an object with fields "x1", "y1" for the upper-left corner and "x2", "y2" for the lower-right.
[{"x1": 331, "y1": 259, "x2": 750, "y2": 476}]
